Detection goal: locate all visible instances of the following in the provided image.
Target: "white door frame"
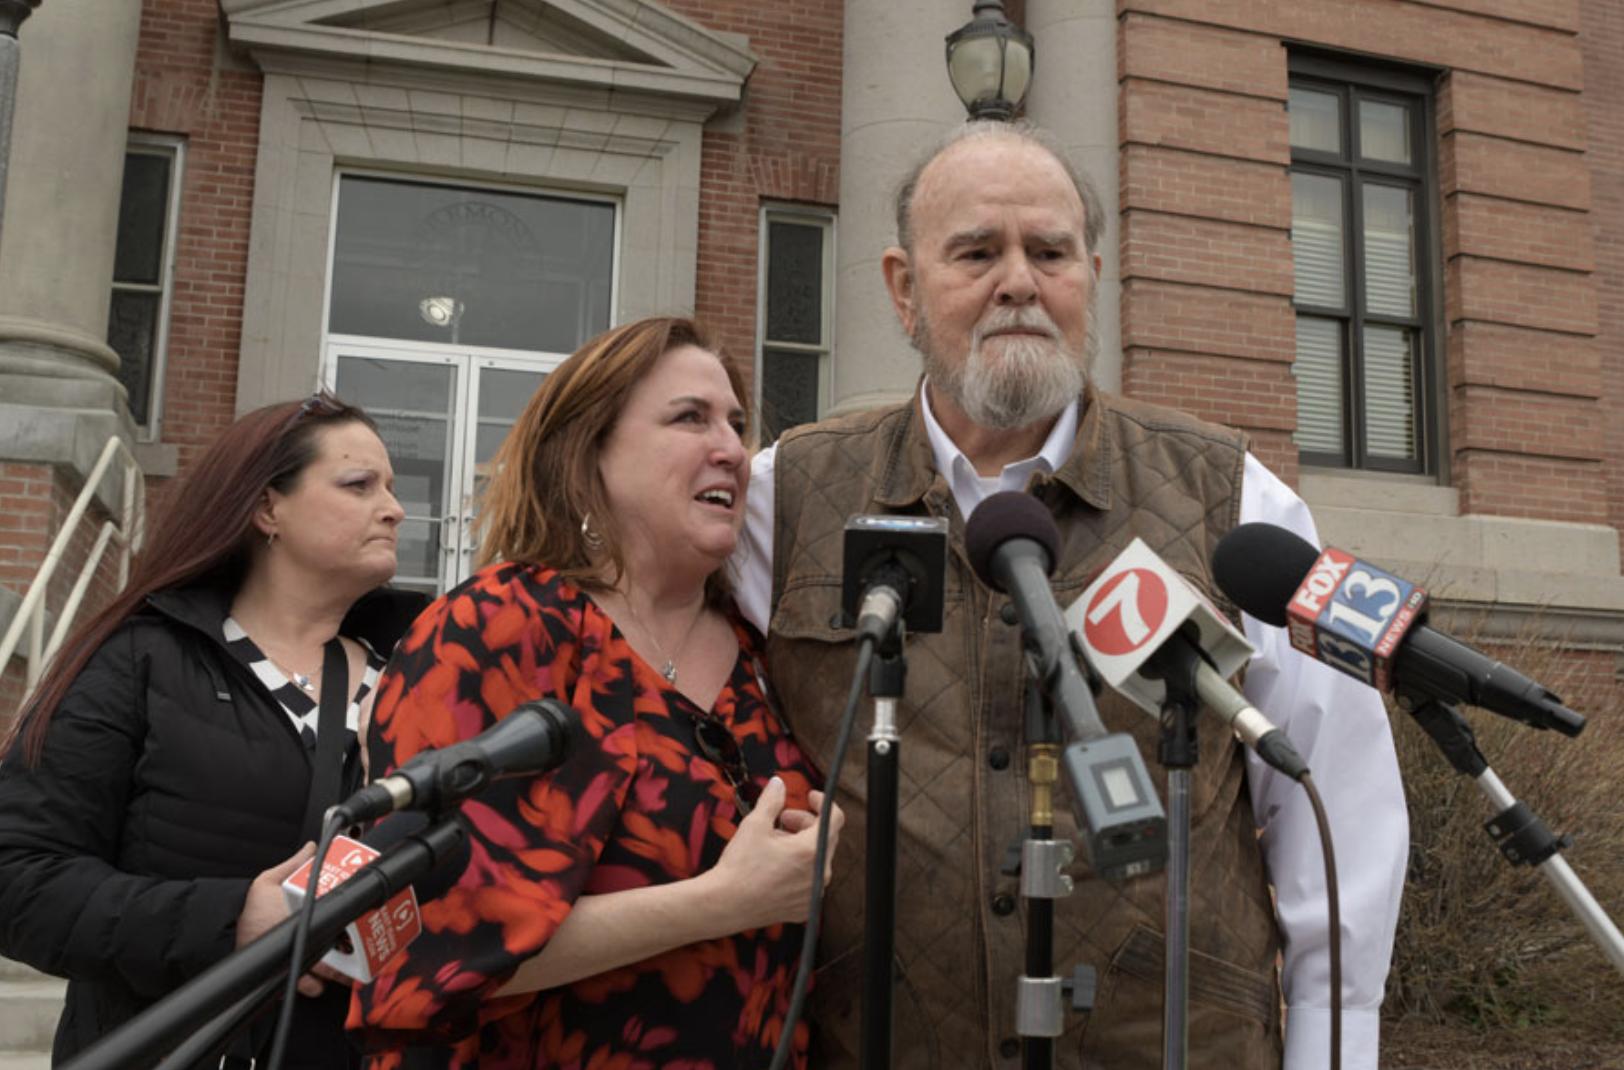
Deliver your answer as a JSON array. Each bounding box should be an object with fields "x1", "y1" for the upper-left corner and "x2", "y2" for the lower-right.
[{"x1": 323, "y1": 336, "x2": 565, "y2": 592}]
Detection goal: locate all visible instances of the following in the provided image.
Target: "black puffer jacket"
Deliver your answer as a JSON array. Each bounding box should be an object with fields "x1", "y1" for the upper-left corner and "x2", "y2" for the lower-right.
[{"x1": 0, "y1": 582, "x2": 426, "y2": 1066}]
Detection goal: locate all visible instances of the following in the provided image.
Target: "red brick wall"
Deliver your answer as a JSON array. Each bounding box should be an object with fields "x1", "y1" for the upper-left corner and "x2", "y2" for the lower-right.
[
  {"x1": 4, "y1": 0, "x2": 837, "y2": 597},
  {"x1": 1116, "y1": 11, "x2": 1298, "y2": 482},
  {"x1": 663, "y1": 0, "x2": 843, "y2": 404},
  {"x1": 0, "y1": 463, "x2": 54, "y2": 726},
  {"x1": 1118, "y1": 0, "x2": 1605, "y2": 523},
  {"x1": 1, "y1": 467, "x2": 125, "y2": 732},
  {"x1": 129, "y1": 0, "x2": 262, "y2": 487},
  {"x1": 133, "y1": 0, "x2": 840, "y2": 476},
  {"x1": 1581, "y1": 0, "x2": 1624, "y2": 558}
]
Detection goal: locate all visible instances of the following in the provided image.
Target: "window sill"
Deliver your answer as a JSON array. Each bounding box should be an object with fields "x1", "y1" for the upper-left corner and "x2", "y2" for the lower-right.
[{"x1": 1298, "y1": 470, "x2": 1624, "y2": 631}]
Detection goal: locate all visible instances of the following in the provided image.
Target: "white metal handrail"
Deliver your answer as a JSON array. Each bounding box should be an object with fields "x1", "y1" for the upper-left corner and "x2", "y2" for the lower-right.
[{"x1": 0, "y1": 435, "x2": 145, "y2": 703}]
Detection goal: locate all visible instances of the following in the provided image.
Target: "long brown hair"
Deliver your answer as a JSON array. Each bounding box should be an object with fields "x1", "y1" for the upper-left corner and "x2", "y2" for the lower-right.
[
  {"x1": 3, "y1": 393, "x2": 377, "y2": 765},
  {"x1": 476, "y1": 316, "x2": 750, "y2": 597}
]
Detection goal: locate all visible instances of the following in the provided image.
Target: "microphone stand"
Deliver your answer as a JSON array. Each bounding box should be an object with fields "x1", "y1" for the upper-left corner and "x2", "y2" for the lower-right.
[
  {"x1": 861, "y1": 624, "x2": 906, "y2": 1070},
  {"x1": 1147, "y1": 644, "x2": 1200, "y2": 1070},
  {"x1": 61, "y1": 816, "x2": 469, "y2": 1070},
  {"x1": 1404, "y1": 693, "x2": 1624, "y2": 977},
  {"x1": 1015, "y1": 684, "x2": 1071, "y2": 1070},
  {"x1": 154, "y1": 975, "x2": 284, "y2": 1070}
]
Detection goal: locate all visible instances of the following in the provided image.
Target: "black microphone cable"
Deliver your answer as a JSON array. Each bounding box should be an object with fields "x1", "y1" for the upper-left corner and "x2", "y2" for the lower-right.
[
  {"x1": 265, "y1": 809, "x2": 346, "y2": 1070},
  {"x1": 767, "y1": 632, "x2": 877, "y2": 1070},
  {"x1": 1296, "y1": 770, "x2": 1341, "y2": 1070}
]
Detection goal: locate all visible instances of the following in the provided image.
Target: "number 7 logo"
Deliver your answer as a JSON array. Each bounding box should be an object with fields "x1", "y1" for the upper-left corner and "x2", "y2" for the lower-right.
[{"x1": 1084, "y1": 568, "x2": 1169, "y2": 656}]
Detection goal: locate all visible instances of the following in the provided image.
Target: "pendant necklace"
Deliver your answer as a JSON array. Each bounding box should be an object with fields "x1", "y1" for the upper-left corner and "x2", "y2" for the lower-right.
[
  {"x1": 622, "y1": 595, "x2": 705, "y2": 685},
  {"x1": 264, "y1": 650, "x2": 322, "y2": 694}
]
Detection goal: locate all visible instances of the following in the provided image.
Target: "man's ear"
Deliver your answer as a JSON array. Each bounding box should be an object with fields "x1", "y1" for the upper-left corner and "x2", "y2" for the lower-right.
[{"x1": 881, "y1": 245, "x2": 916, "y2": 337}]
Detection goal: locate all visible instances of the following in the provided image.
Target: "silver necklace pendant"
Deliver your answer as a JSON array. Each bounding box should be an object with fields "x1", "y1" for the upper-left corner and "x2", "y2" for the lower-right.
[
  {"x1": 659, "y1": 661, "x2": 678, "y2": 685},
  {"x1": 291, "y1": 672, "x2": 316, "y2": 693}
]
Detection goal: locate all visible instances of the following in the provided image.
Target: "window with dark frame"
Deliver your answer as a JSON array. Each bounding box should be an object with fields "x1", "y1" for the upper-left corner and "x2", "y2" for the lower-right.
[
  {"x1": 1288, "y1": 58, "x2": 1440, "y2": 474},
  {"x1": 758, "y1": 209, "x2": 833, "y2": 443},
  {"x1": 107, "y1": 138, "x2": 182, "y2": 435}
]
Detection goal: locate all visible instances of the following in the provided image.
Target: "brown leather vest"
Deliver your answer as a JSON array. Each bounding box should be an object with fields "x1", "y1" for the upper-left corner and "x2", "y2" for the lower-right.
[{"x1": 765, "y1": 389, "x2": 1284, "y2": 1069}]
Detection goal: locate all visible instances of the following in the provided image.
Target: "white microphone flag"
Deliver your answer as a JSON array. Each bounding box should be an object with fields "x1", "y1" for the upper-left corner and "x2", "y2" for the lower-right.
[{"x1": 1063, "y1": 537, "x2": 1254, "y2": 716}]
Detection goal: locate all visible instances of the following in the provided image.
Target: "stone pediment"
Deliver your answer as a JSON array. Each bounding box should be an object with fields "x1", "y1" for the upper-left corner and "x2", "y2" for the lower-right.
[{"x1": 221, "y1": 0, "x2": 756, "y2": 105}]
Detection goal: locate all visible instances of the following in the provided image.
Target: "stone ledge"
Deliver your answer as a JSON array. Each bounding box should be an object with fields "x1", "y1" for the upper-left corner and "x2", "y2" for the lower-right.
[
  {"x1": 1299, "y1": 468, "x2": 1460, "y2": 516},
  {"x1": 1301, "y1": 472, "x2": 1624, "y2": 651},
  {"x1": 132, "y1": 440, "x2": 178, "y2": 479},
  {"x1": 0, "y1": 401, "x2": 139, "y2": 519}
]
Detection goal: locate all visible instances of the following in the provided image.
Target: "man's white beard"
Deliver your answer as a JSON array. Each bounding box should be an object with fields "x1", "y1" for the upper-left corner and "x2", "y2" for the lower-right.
[{"x1": 915, "y1": 305, "x2": 1096, "y2": 431}]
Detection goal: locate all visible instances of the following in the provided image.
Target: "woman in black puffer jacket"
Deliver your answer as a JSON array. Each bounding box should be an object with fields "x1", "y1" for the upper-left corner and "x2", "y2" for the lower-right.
[{"x1": 0, "y1": 393, "x2": 424, "y2": 1068}]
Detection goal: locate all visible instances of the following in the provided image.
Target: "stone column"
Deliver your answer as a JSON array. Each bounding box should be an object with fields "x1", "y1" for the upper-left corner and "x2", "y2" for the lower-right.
[
  {"x1": 0, "y1": 0, "x2": 139, "y2": 397},
  {"x1": 830, "y1": 0, "x2": 967, "y2": 415},
  {"x1": 0, "y1": 0, "x2": 42, "y2": 248},
  {"x1": 1023, "y1": 0, "x2": 1121, "y2": 392},
  {"x1": 0, "y1": 1, "x2": 141, "y2": 650}
]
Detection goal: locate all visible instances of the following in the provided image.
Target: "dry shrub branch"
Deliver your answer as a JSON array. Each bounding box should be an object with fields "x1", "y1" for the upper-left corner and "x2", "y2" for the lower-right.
[{"x1": 1383, "y1": 615, "x2": 1624, "y2": 1047}]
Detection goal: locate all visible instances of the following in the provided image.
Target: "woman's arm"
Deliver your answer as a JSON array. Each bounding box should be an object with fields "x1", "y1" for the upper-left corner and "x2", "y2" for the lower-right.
[
  {"x1": 495, "y1": 780, "x2": 843, "y2": 995},
  {"x1": 0, "y1": 628, "x2": 252, "y2": 994},
  {"x1": 353, "y1": 568, "x2": 646, "y2": 1046}
]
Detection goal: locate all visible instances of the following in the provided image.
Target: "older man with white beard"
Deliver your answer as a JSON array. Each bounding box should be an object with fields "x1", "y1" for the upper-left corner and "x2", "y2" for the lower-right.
[{"x1": 734, "y1": 121, "x2": 1407, "y2": 1070}]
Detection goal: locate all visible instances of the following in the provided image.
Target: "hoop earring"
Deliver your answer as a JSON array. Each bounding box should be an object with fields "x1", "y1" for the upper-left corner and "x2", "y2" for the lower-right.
[
  {"x1": 580, "y1": 514, "x2": 604, "y2": 551},
  {"x1": 266, "y1": 530, "x2": 277, "y2": 548}
]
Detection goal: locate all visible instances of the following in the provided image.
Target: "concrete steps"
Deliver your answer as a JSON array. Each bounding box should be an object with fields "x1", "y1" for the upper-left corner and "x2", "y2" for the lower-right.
[
  {"x1": 0, "y1": 957, "x2": 61, "y2": 1064},
  {"x1": 0, "y1": 1054, "x2": 50, "y2": 1070}
]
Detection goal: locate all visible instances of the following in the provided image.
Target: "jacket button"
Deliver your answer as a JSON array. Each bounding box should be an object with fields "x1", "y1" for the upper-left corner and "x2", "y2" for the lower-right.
[
  {"x1": 999, "y1": 1038, "x2": 1020, "y2": 1058},
  {"x1": 992, "y1": 893, "x2": 1016, "y2": 916},
  {"x1": 999, "y1": 602, "x2": 1018, "y2": 626},
  {"x1": 988, "y1": 746, "x2": 1010, "y2": 770}
]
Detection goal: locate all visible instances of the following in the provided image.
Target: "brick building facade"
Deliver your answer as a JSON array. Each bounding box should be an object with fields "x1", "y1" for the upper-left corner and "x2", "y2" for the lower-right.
[
  {"x1": 3, "y1": 0, "x2": 1621, "y2": 762},
  {"x1": 0, "y1": 0, "x2": 1622, "y2": 1063}
]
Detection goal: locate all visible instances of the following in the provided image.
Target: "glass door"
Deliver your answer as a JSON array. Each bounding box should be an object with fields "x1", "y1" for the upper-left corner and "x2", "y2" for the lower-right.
[
  {"x1": 332, "y1": 345, "x2": 464, "y2": 595},
  {"x1": 327, "y1": 342, "x2": 555, "y2": 595},
  {"x1": 450, "y1": 360, "x2": 552, "y2": 578},
  {"x1": 322, "y1": 172, "x2": 611, "y2": 594}
]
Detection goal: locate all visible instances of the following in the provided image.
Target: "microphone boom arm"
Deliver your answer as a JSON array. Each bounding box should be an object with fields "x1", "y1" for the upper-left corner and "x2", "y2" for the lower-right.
[
  {"x1": 60, "y1": 817, "x2": 470, "y2": 1070},
  {"x1": 1404, "y1": 692, "x2": 1624, "y2": 978}
]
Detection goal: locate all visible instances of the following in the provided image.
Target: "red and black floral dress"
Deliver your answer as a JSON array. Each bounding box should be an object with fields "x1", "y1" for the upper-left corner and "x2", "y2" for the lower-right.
[{"x1": 350, "y1": 563, "x2": 819, "y2": 1069}]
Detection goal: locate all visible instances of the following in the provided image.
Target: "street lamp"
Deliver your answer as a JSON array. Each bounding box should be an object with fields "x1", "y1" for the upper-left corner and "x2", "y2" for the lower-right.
[{"x1": 944, "y1": 0, "x2": 1034, "y2": 121}]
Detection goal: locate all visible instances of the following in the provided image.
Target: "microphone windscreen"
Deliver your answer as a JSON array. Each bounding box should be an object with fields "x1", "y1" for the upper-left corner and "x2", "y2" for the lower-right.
[
  {"x1": 965, "y1": 491, "x2": 1060, "y2": 591},
  {"x1": 1210, "y1": 522, "x2": 1321, "y2": 627}
]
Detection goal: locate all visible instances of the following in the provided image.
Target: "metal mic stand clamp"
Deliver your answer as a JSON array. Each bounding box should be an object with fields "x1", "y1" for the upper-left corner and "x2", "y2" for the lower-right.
[
  {"x1": 1013, "y1": 685, "x2": 1081, "y2": 1070},
  {"x1": 1402, "y1": 691, "x2": 1624, "y2": 977}
]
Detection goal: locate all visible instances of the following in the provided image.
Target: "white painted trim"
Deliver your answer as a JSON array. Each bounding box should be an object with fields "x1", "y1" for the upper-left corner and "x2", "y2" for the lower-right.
[
  {"x1": 756, "y1": 204, "x2": 836, "y2": 437},
  {"x1": 235, "y1": 61, "x2": 699, "y2": 413},
  {"x1": 223, "y1": 0, "x2": 756, "y2": 101},
  {"x1": 114, "y1": 134, "x2": 185, "y2": 442}
]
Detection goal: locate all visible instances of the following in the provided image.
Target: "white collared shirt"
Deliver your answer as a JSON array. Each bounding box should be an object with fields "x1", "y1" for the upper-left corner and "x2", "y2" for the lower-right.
[
  {"x1": 734, "y1": 390, "x2": 1407, "y2": 1070},
  {"x1": 918, "y1": 382, "x2": 1079, "y2": 517}
]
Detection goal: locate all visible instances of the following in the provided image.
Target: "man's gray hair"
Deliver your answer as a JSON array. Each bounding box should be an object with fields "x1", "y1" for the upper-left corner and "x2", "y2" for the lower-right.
[{"x1": 893, "y1": 120, "x2": 1106, "y2": 256}]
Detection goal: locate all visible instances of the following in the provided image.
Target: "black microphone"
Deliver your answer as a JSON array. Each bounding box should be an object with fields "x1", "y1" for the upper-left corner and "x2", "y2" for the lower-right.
[
  {"x1": 840, "y1": 515, "x2": 950, "y2": 643},
  {"x1": 1066, "y1": 538, "x2": 1310, "y2": 780},
  {"x1": 966, "y1": 491, "x2": 1167, "y2": 881},
  {"x1": 335, "y1": 698, "x2": 580, "y2": 824},
  {"x1": 1212, "y1": 523, "x2": 1585, "y2": 737}
]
